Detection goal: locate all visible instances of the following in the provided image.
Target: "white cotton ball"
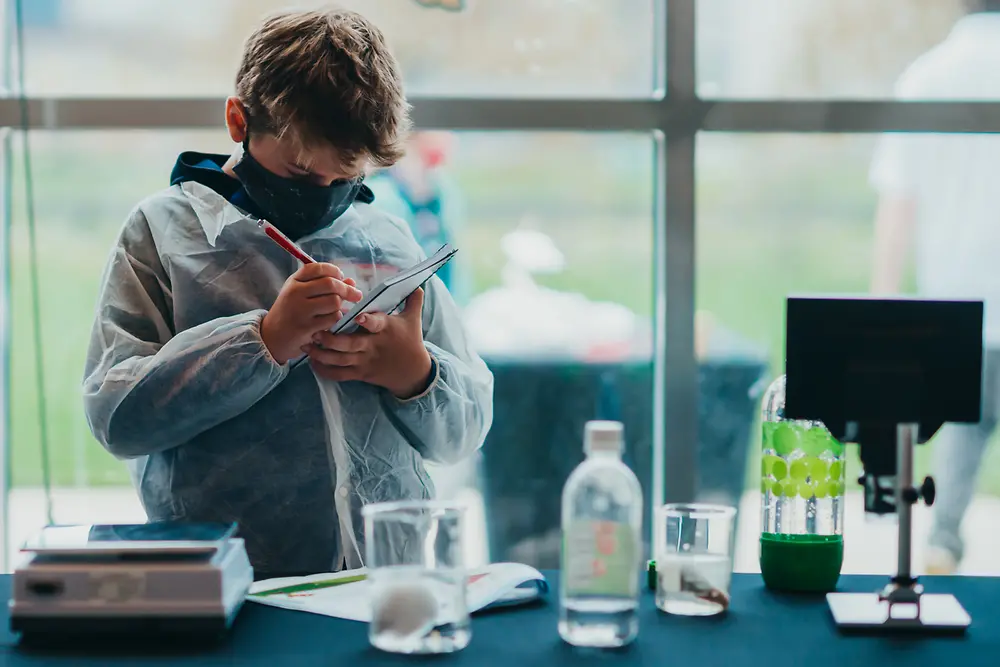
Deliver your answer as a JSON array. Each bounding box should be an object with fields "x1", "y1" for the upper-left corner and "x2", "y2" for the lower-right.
[{"x1": 371, "y1": 582, "x2": 439, "y2": 639}]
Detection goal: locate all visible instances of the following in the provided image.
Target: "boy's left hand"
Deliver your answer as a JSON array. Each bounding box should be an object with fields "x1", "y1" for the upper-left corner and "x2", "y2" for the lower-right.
[{"x1": 303, "y1": 289, "x2": 433, "y2": 399}]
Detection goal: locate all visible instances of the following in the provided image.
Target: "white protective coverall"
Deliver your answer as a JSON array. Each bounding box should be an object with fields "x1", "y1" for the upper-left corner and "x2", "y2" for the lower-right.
[{"x1": 83, "y1": 178, "x2": 493, "y2": 576}]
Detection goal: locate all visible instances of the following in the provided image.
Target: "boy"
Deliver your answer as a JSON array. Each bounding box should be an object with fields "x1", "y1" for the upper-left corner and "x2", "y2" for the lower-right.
[{"x1": 82, "y1": 8, "x2": 493, "y2": 578}]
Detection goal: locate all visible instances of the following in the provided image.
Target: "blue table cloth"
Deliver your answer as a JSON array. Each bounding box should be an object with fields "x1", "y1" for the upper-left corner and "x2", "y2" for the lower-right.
[{"x1": 1, "y1": 573, "x2": 997, "y2": 665}]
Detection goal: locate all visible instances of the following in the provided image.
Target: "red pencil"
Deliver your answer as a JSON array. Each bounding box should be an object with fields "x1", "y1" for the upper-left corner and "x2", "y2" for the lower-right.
[{"x1": 258, "y1": 219, "x2": 316, "y2": 264}]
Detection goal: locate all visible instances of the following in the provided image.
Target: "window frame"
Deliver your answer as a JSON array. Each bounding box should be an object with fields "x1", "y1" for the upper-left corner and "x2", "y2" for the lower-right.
[
  {"x1": 1, "y1": 0, "x2": 13, "y2": 572},
  {"x1": 3, "y1": 0, "x2": 1000, "y2": 569}
]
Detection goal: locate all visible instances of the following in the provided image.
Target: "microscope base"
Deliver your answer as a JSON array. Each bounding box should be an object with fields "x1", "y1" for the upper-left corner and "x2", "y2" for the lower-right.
[{"x1": 827, "y1": 592, "x2": 970, "y2": 634}]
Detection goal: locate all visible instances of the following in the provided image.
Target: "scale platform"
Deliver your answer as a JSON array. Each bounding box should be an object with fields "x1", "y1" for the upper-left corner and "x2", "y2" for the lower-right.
[
  {"x1": 828, "y1": 590, "x2": 971, "y2": 635},
  {"x1": 9, "y1": 524, "x2": 253, "y2": 642}
]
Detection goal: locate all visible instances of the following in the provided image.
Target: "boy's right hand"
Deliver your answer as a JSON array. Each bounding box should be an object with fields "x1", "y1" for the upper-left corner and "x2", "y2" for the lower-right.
[{"x1": 261, "y1": 263, "x2": 363, "y2": 365}]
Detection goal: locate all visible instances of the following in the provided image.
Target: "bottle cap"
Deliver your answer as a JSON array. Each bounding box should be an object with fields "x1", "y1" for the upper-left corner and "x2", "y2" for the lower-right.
[{"x1": 584, "y1": 420, "x2": 624, "y2": 454}]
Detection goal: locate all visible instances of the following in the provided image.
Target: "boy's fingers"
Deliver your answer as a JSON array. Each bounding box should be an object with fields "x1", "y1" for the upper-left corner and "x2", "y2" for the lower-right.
[
  {"x1": 356, "y1": 312, "x2": 389, "y2": 334},
  {"x1": 304, "y1": 345, "x2": 362, "y2": 367},
  {"x1": 337, "y1": 285, "x2": 364, "y2": 303},
  {"x1": 295, "y1": 262, "x2": 344, "y2": 282},
  {"x1": 312, "y1": 331, "x2": 369, "y2": 353},
  {"x1": 306, "y1": 295, "x2": 346, "y2": 317},
  {"x1": 299, "y1": 277, "x2": 339, "y2": 298},
  {"x1": 301, "y1": 277, "x2": 363, "y2": 302},
  {"x1": 314, "y1": 312, "x2": 345, "y2": 331},
  {"x1": 402, "y1": 288, "x2": 425, "y2": 322}
]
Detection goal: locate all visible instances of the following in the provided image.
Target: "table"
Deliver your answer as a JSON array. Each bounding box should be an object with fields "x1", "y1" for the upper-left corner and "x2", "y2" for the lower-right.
[{"x1": 2, "y1": 573, "x2": 997, "y2": 666}]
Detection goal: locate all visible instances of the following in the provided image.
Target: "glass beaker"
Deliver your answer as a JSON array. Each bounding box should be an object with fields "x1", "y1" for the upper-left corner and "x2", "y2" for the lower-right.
[
  {"x1": 759, "y1": 375, "x2": 846, "y2": 593},
  {"x1": 654, "y1": 503, "x2": 737, "y2": 616},
  {"x1": 363, "y1": 500, "x2": 469, "y2": 654}
]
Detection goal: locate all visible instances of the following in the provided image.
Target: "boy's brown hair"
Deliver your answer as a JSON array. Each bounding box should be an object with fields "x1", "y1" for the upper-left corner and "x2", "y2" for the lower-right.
[{"x1": 236, "y1": 8, "x2": 411, "y2": 169}]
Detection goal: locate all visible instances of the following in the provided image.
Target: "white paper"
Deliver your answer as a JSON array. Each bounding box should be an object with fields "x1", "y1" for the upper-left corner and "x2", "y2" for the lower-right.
[{"x1": 247, "y1": 562, "x2": 547, "y2": 622}]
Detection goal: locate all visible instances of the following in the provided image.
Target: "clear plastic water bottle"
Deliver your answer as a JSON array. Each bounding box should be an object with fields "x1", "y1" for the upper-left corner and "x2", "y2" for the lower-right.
[
  {"x1": 759, "y1": 375, "x2": 846, "y2": 593},
  {"x1": 559, "y1": 421, "x2": 643, "y2": 648}
]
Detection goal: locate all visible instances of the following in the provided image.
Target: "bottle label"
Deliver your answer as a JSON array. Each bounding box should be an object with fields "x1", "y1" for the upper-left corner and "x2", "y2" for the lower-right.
[{"x1": 562, "y1": 520, "x2": 638, "y2": 597}]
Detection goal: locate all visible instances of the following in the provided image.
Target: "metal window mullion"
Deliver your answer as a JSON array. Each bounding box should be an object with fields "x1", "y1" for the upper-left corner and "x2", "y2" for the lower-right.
[
  {"x1": 701, "y1": 101, "x2": 1000, "y2": 133},
  {"x1": 0, "y1": 127, "x2": 9, "y2": 575},
  {"x1": 0, "y1": 0, "x2": 13, "y2": 574},
  {"x1": 8, "y1": 98, "x2": 1000, "y2": 133},
  {"x1": 657, "y1": 0, "x2": 698, "y2": 509},
  {"x1": 0, "y1": 97, "x2": 670, "y2": 132},
  {"x1": 658, "y1": 133, "x2": 697, "y2": 506}
]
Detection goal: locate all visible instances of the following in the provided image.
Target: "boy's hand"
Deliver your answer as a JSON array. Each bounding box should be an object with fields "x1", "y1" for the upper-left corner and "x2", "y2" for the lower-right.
[
  {"x1": 261, "y1": 263, "x2": 363, "y2": 365},
  {"x1": 304, "y1": 289, "x2": 433, "y2": 399}
]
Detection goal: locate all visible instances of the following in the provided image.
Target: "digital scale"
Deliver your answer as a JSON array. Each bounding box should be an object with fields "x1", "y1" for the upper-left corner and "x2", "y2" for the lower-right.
[{"x1": 9, "y1": 522, "x2": 254, "y2": 641}]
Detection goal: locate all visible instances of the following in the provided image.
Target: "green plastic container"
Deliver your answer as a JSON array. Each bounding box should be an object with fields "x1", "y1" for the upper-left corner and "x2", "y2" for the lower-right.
[
  {"x1": 758, "y1": 376, "x2": 845, "y2": 594},
  {"x1": 760, "y1": 533, "x2": 843, "y2": 592}
]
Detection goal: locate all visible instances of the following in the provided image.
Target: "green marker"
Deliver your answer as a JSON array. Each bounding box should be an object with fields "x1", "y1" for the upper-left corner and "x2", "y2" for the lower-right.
[{"x1": 251, "y1": 573, "x2": 367, "y2": 597}]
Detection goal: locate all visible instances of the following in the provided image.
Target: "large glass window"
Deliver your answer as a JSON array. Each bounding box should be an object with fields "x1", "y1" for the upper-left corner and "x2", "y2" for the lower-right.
[
  {"x1": 699, "y1": 0, "x2": 999, "y2": 100},
  {"x1": 699, "y1": 133, "x2": 1000, "y2": 575},
  {"x1": 4, "y1": 0, "x2": 1000, "y2": 579},
  {"x1": 5, "y1": 129, "x2": 656, "y2": 568},
  {"x1": 19, "y1": 0, "x2": 658, "y2": 98}
]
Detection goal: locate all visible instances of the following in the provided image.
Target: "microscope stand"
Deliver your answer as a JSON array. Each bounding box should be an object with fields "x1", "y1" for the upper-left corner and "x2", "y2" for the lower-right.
[{"x1": 826, "y1": 423, "x2": 972, "y2": 634}]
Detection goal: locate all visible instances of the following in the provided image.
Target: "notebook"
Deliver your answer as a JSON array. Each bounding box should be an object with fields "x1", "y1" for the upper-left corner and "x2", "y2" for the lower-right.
[
  {"x1": 247, "y1": 562, "x2": 549, "y2": 622},
  {"x1": 332, "y1": 244, "x2": 457, "y2": 335}
]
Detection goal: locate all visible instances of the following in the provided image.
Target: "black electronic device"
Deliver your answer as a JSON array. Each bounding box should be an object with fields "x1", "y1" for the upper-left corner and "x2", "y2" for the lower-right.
[
  {"x1": 785, "y1": 296, "x2": 982, "y2": 513},
  {"x1": 783, "y1": 296, "x2": 984, "y2": 634}
]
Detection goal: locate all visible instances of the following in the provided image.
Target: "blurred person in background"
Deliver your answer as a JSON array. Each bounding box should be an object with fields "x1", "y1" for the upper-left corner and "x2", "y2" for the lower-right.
[
  {"x1": 367, "y1": 131, "x2": 471, "y2": 307},
  {"x1": 869, "y1": 0, "x2": 1000, "y2": 574}
]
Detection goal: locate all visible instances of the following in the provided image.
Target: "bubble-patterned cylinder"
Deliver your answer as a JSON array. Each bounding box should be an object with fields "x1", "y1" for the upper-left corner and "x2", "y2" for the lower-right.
[{"x1": 758, "y1": 376, "x2": 845, "y2": 593}]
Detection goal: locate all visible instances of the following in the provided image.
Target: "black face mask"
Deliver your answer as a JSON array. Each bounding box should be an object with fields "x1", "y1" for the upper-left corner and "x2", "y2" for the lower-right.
[{"x1": 233, "y1": 140, "x2": 365, "y2": 240}]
